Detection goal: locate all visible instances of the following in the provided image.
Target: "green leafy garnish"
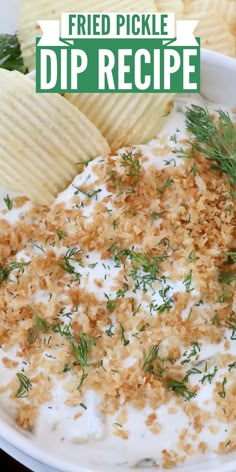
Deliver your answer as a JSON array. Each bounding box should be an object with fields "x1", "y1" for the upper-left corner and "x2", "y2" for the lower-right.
[
  {"x1": 27, "y1": 308, "x2": 50, "y2": 344},
  {"x1": 77, "y1": 372, "x2": 88, "y2": 390},
  {"x1": 120, "y1": 149, "x2": 141, "y2": 187},
  {"x1": 0, "y1": 34, "x2": 27, "y2": 73},
  {"x1": 166, "y1": 379, "x2": 196, "y2": 401},
  {"x1": 56, "y1": 229, "x2": 67, "y2": 240},
  {"x1": 77, "y1": 187, "x2": 102, "y2": 200},
  {"x1": 60, "y1": 247, "x2": 83, "y2": 281},
  {"x1": 218, "y1": 377, "x2": 227, "y2": 398},
  {"x1": 183, "y1": 269, "x2": 193, "y2": 293},
  {"x1": 3, "y1": 194, "x2": 13, "y2": 210},
  {"x1": 185, "y1": 105, "x2": 236, "y2": 188},
  {"x1": 156, "y1": 177, "x2": 174, "y2": 194},
  {"x1": 0, "y1": 260, "x2": 30, "y2": 287},
  {"x1": 119, "y1": 323, "x2": 129, "y2": 346},
  {"x1": 15, "y1": 373, "x2": 32, "y2": 398},
  {"x1": 71, "y1": 333, "x2": 96, "y2": 369},
  {"x1": 219, "y1": 272, "x2": 236, "y2": 285}
]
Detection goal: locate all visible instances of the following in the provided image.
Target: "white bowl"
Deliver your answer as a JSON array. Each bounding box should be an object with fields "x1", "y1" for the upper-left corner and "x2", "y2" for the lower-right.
[{"x1": 1, "y1": 3, "x2": 236, "y2": 470}]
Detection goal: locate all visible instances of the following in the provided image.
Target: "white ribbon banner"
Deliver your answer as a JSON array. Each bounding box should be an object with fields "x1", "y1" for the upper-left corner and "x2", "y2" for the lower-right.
[{"x1": 38, "y1": 13, "x2": 199, "y2": 47}]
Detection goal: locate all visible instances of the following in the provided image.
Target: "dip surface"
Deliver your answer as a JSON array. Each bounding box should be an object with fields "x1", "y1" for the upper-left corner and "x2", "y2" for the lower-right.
[{"x1": 0, "y1": 95, "x2": 236, "y2": 469}]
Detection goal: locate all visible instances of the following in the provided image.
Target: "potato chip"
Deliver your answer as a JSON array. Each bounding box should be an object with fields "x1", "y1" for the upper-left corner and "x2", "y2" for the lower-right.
[
  {"x1": 184, "y1": 0, "x2": 236, "y2": 36},
  {"x1": 183, "y1": 10, "x2": 236, "y2": 58},
  {"x1": 154, "y1": 0, "x2": 184, "y2": 19},
  {"x1": 19, "y1": 0, "x2": 156, "y2": 71},
  {"x1": 64, "y1": 92, "x2": 175, "y2": 150},
  {"x1": 0, "y1": 70, "x2": 110, "y2": 205}
]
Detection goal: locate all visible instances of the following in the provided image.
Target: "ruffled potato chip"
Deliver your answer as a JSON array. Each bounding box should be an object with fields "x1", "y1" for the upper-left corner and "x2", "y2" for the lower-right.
[
  {"x1": 19, "y1": 0, "x2": 156, "y2": 71},
  {"x1": 183, "y1": 9, "x2": 236, "y2": 58},
  {"x1": 154, "y1": 0, "x2": 184, "y2": 19},
  {"x1": 64, "y1": 92, "x2": 175, "y2": 150},
  {"x1": 184, "y1": 0, "x2": 236, "y2": 37},
  {"x1": 0, "y1": 69, "x2": 110, "y2": 205}
]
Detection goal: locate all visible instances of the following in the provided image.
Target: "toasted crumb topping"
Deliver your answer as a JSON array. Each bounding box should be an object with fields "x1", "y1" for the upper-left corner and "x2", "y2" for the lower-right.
[{"x1": 0, "y1": 113, "x2": 236, "y2": 468}]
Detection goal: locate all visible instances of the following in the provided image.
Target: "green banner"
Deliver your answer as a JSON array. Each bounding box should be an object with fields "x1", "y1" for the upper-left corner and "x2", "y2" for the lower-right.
[{"x1": 36, "y1": 38, "x2": 200, "y2": 93}]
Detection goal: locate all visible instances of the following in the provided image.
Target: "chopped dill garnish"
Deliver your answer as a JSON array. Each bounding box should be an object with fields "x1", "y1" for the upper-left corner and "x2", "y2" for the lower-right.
[
  {"x1": 183, "y1": 367, "x2": 201, "y2": 383},
  {"x1": 80, "y1": 402, "x2": 87, "y2": 410},
  {"x1": 71, "y1": 333, "x2": 96, "y2": 369},
  {"x1": 56, "y1": 229, "x2": 67, "y2": 240},
  {"x1": 105, "y1": 324, "x2": 114, "y2": 337},
  {"x1": 151, "y1": 211, "x2": 167, "y2": 220},
  {"x1": 143, "y1": 345, "x2": 174, "y2": 378},
  {"x1": 120, "y1": 149, "x2": 141, "y2": 188},
  {"x1": 119, "y1": 323, "x2": 130, "y2": 346},
  {"x1": 166, "y1": 379, "x2": 196, "y2": 401},
  {"x1": 15, "y1": 373, "x2": 32, "y2": 398},
  {"x1": 228, "y1": 362, "x2": 236, "y2": 372},
  {"x1": 170, "y1": 133, "x2": 177, "y2": 144},
  {"x1": 60, "y1": 247, "x2": 83, "y2": 281},
  {"x1": 3, "y1": 194, "x2": 13, "y2": 210},
  {"x1": 223, "y1": 250, "x2": 236, "y2": 265},
  {"x1": 190, "y1": 163, "x2": 199, "y2": 176},
  {"x1": 27, "y1": 308, "x2": 50, "y2": 344},
  {"x1": 181, "y1": 342, "x2": 201, "y2": 365},
  {"x1": 226, "y1": 313, "x2": 236, "y2": 340},
  {"x1": 132, "y1": 302, "x2": 142, "y2": 317},
  {"x1": 218, "y1": 377, "x2": 227, "y2": 398},
  {"x1": 111, "y1": 247, "x2": 168, "y2": 292},
  {"x1": 200, "y1": 366, "x2": 218, "y2": 385},
  {"x1": 0, "y1": 260, "x2": 30, "y2": 287},
  {"x1": 77, "y1": 187, "x2": 102, "y2": 200},
  {"x1": 187, "y1": 250, "x2": 199, "y2": 263},
  {"x1": 183, "y1": 269, "x2": 193, "y2": 292},
  {"x1": 211, "y1": 313, "x2": 220, "y2": 326},
  {"x1": 105, "y1": 295, "x2": 116, "y2": 313},
  {"x1": 216, "y1": 287, "x2": 230, "y2": 303},
  {"x1": 156, "y1": 177, "x2": 174, "y2": 194},
  {"x1": 219, "y1": 272, "x2": 236, "y2": 285},
  {"x1": 112, "y1": 220, "x2": 118, "y2": 229},
  {"x1": 77, "y1": 372, "x2": 88, "y2": 390}
]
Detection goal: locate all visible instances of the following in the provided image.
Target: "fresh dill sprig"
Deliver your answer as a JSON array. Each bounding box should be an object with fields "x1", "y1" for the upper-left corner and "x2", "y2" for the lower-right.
[
  {"x1": 185, "y1": 105, "x2": 236, "y2": 188},
  {"x1": 71, "y1": 333, "x2": 96, "y2": 369},
  {"x1": 120, "y1": 149, "x2": 141, "y2": 187},
  {"x1": 77, "y1": 371, "x2": 88, "y2": 390},
  {"x1": 3, "y1": 194, "x2": 13, "y2": 210},
  {"x1": 0, "y1": 260, "x2": 30, "y2": 287},
  {"x1": 143, "y1": 345, "x2": 174, "y2": 378},
  {"x1": 60, "y1": 247, "x2": 83, "y2": 281},
  {"x1": 15, "y1": 373, "x2": 32, "y2": 398}
]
